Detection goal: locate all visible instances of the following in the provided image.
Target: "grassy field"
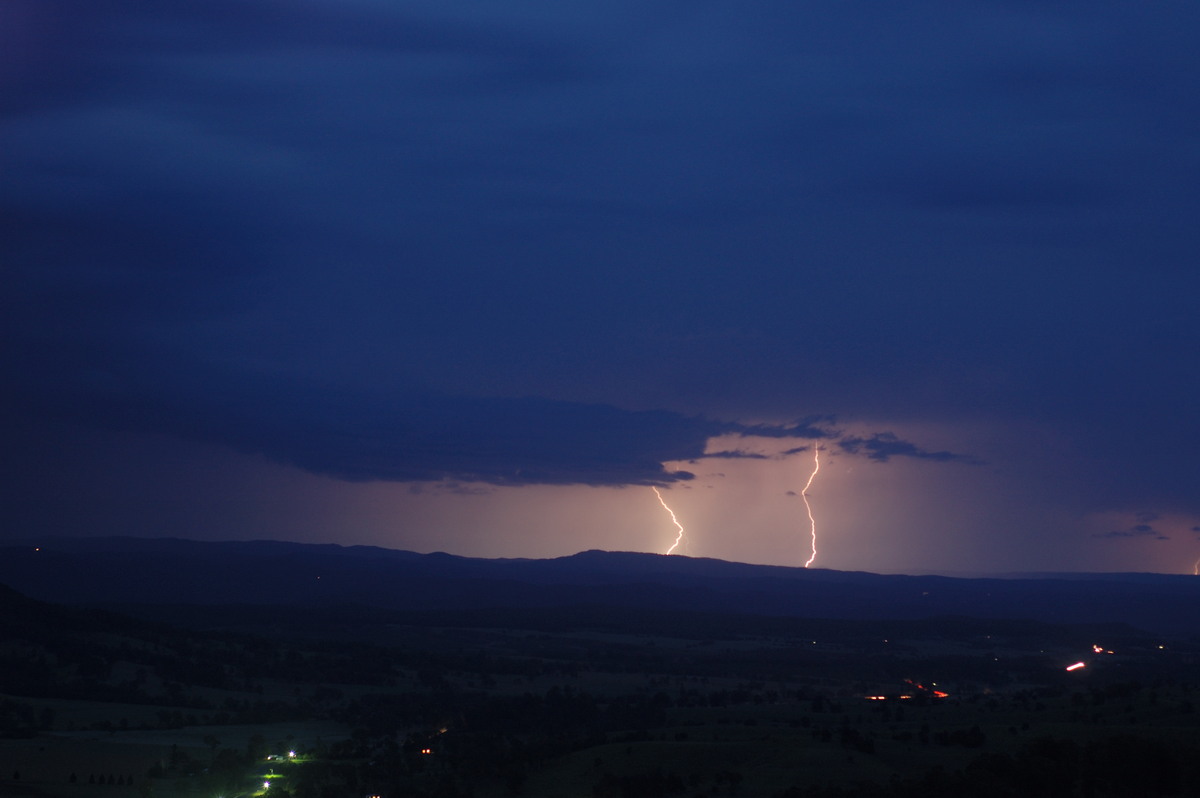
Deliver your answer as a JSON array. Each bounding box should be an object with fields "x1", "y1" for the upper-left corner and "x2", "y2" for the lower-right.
[
  {"x1": 0, "y1": 719, "x2": 346, "y2": 798},
  {"x1": 3, "y1": 596, "x2": 1198, "y2": 798}
]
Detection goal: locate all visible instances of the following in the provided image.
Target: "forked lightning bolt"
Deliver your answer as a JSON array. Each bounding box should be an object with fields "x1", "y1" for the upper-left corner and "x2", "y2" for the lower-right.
[
  {"x1": 802, "y1": 445, "x2": 821, "y2": 568},
  {"x1": 652, "y1": 486, "x2": 685, "y2": 555}
]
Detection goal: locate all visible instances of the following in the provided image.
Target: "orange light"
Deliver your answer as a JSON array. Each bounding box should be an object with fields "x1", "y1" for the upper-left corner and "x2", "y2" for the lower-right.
[{"x1": 1066, "y1": 662, "x2": 1086, "y2": 672}]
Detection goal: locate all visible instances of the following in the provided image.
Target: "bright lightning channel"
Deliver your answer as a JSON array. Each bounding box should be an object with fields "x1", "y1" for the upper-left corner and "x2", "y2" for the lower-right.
[
  {"x1": 652, "y1": 486, "x2": 685, "y2": 555},
  {"x1": 802, "y1": 445, "x2": 821, "y2": 568}
]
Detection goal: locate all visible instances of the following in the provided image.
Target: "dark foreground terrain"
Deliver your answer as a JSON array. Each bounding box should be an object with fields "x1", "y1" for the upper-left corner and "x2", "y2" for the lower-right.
[{"x1": 2, "y1": 539, "x2": 1199, "y2": 797}]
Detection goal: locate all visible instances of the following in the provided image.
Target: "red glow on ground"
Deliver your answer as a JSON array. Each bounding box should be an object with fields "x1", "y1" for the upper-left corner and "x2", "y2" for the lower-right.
[{"x1": 868, "y1": 681, "x2": 949, "y2": 700}]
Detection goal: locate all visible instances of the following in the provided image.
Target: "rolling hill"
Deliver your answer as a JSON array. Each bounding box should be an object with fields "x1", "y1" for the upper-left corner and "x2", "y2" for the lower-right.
[{"x1": 2, "y1": 538, "x2": 1198, "y2": 635}]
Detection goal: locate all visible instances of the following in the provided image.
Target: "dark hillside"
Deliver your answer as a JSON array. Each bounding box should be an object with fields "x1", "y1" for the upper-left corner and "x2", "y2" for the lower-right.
[{"x1": 3, "y1": 538, "x2": 1199, "y2": 635}]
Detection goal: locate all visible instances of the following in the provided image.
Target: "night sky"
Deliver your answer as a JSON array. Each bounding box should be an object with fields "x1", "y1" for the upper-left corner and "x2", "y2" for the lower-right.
[{"x1": 4, "y1": 2, "x2": 1199, "y2": 574}]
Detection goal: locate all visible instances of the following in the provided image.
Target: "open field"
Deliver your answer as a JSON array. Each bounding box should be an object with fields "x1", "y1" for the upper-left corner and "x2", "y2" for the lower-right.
[
  {"x1": 0, "y1": 720, "x2": 345, "y2": 798},
  {"x1": 4, "y1": 584, "x2": 1200, "y2": 797}
]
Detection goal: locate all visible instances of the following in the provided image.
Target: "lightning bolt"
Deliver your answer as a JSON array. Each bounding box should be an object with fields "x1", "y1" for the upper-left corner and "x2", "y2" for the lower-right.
[
  {"x1": 802, "y1": 445, "x2": 821, "y2": 568},
  {"x1": 652, "y1": 486, "x2": 685, "y2": 555}
]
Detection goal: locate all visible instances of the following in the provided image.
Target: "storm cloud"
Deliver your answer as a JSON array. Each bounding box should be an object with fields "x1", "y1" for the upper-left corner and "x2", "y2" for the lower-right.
[{"x1": 3, "y1": 0, "x2": 1199, "y2": 570}]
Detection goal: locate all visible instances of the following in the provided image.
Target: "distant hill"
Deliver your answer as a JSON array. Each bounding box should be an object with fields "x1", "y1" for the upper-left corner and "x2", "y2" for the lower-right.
[{"x1": 2, "y1": 537, "x2": 1198, "y2": 635}]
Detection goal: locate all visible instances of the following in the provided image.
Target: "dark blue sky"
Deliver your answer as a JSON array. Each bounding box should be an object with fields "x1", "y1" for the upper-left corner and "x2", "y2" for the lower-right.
[{"x1": 4, "y1": 1, "x2": 1199, "y2": 573}]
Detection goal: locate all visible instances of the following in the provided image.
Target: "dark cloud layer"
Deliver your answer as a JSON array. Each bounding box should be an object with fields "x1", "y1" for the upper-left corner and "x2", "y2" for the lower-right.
[
  {"x1": 3, "y1": 1, "x2": 1200, "y2": 561},
  {"x1": 10, "y1": 339, "x2": 943, "y2": 487},
  {"x1": 1094, "y1": 524, "x2": 1170, "y2": 542},
  {"x1": 9, "y1": 346, "x2": 707, "y2": 487},
  {"x1": 837, "y1": 434, "x2": 975, "y2": 464}
]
